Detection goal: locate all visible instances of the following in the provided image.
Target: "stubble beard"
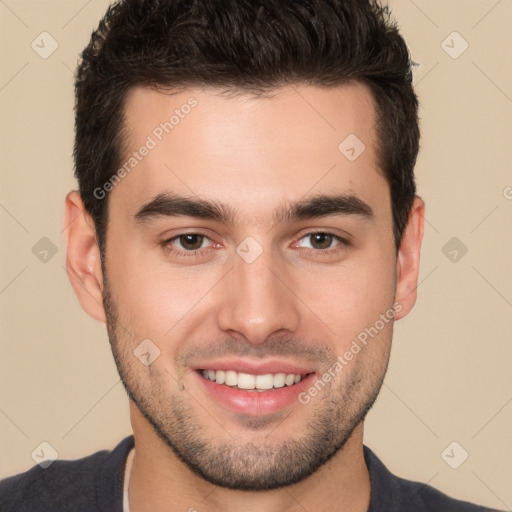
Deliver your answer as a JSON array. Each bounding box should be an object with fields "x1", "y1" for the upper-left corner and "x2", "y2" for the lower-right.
[{"x1": 101, "y1": 275, "x2": 389, "y2": 491}]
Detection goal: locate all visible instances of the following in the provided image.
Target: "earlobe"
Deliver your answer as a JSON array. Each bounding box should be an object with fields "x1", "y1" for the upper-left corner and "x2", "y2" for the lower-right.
[
  {"x1": 394, "y1": 196, "x2": 425, "y2": 321},
  {"x1": 64, "y1": 190, "x2": 106, "y2": 323}
]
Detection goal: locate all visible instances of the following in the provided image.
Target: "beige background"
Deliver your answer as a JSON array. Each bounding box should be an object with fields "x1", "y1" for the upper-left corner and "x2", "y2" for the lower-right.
[{"x1": 0, "y1": 0, "x2": 511, "y2": 509}]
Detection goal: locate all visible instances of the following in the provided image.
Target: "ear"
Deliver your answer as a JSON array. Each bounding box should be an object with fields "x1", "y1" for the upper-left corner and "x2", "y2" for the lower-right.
[
  {"x1": 394, "y1": 196, "x2": 425, "y2": 320},
  {"x1": 64, "y1": 190, "x2": 106, "y2": 323}
]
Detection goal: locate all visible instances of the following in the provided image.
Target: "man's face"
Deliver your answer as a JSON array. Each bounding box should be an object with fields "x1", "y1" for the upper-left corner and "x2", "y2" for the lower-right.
[{"x1": 102, "y1": 83, "x2": 400, "y2": 490}]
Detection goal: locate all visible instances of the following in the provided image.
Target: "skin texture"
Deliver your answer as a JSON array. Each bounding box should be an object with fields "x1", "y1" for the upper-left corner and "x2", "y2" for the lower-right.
[{"x1": 64, "y1": 83, "x2": 425, "y2": 512}]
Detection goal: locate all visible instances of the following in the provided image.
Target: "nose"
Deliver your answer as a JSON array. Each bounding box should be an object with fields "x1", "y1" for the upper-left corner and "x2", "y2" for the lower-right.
[{"x1": 216, "y1": 244, "x2": 301, "y2": 345}]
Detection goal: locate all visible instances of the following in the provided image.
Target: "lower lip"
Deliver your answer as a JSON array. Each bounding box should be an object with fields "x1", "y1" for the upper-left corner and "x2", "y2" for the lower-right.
[{"x1": 193, "y1": 370, "x2": 317, "y2": 416}]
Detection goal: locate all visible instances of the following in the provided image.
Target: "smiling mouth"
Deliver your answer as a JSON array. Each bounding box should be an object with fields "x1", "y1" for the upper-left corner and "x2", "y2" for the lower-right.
[{"x1": 198, "y1": 369, "x2": 310, "y2": 392}]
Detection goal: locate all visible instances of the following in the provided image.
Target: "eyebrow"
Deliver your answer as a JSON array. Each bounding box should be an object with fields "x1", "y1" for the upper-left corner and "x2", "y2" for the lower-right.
[{"x1": 133, "y1": 192, "x2": 374, "y2": 226}]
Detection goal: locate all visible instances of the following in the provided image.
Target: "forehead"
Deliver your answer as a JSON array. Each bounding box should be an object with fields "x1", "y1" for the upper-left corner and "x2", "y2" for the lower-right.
[{"x1": 112, "y1": 83, "x2": 387, "y2": 222}]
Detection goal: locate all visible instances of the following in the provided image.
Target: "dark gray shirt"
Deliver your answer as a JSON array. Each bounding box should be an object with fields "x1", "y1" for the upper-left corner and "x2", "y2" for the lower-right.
[{"x1": 0, "y1": 435, "x2": 503, "y2": 511}]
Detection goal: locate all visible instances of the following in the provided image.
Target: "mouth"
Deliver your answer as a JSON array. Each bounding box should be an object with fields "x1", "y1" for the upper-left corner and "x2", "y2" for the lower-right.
[
  {"x1": 193, "y1": 365, "x2": 317, "y2": 416},
  {"x1": 198, "y1": 369, "x2": 309, "y2": 391}
]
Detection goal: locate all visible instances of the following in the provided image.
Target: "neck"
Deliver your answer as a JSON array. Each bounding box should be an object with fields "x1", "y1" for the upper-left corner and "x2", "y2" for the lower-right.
[{"x1": 128, "y1": 405, "x2": 370, "y2": 512}]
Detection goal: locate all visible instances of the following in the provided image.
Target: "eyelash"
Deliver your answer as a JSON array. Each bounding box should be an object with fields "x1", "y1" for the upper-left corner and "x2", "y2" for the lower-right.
[{"x1": 161, "y1": 231, "x2": 350, "y2": 258}]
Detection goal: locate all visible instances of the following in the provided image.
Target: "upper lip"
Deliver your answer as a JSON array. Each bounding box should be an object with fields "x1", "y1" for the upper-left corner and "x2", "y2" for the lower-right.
[{"x1": 192, "y1": 358, "x2": 317, "y2": 376}]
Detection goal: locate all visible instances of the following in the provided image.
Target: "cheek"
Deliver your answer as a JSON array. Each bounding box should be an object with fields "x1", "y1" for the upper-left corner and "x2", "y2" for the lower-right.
[
  {"x1": 108, "y1": 244, "x2": 223, "y2": 340},
  {"x1": 297, "y1": 255, "x2": 396, "y2": 342}
]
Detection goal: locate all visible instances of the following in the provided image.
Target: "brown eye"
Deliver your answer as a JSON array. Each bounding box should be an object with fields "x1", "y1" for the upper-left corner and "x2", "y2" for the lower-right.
[
  {"x1": 175, "y1": 234, "x2": 205, "y2": 251},
  {"x1": 309, "y1": 233, "x2": 335, "y2": 250},
  {"x1": 295, "y1": 232, "x2": 350, "y2": 256},
  {"x1": 161, "y1": 232, "x2": 216, "y2": 259}
]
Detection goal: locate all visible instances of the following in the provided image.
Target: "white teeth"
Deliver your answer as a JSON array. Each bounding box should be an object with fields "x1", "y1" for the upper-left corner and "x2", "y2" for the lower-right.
[
  {"x1": 237, "y1": 372, "x2": 256, "y2": 389},
  {"x1": 273, "y1": 373, "x2": 286, "y2": 388},
  {"x1": 255, "y1": 374, "x2": 274, "y2": 390},
  {"x1": 225, "y1": 370, "x2": 238, "y2": 386},
  {"x1": 201, "y1": 370, "x2": 305, "y2": 390}
]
